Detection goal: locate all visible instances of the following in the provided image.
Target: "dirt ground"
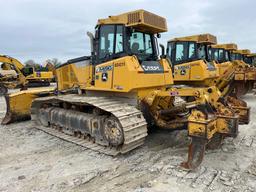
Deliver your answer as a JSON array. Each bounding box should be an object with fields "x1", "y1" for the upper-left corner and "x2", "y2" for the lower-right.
[{"x1": 1, "y1": 92, "x2": 256, "y2": 192}]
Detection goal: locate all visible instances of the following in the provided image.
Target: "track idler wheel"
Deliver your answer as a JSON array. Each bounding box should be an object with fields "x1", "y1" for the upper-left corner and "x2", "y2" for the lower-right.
[
  {"x1": 206, "y1": 133, "x2": 224, "y2": 150},
  {"x1": 181, "y1": 137, "x2": 207, "y2": 170},
  {"x1": 103, "y1": 117, "x2": 124, "y2": 146}
]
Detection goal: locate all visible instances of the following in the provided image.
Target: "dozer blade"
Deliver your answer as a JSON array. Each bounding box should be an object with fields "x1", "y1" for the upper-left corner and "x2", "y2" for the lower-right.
[
  {"x1": 181, "y1": 137, "x2": 207, "y2": 170},
  {"x1": 1, "y1": 87, "x2": 54, "y2": 125}
]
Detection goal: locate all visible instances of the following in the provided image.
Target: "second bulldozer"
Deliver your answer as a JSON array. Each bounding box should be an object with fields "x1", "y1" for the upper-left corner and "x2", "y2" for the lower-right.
[
  {"x1": 167, "y1": 35, "x2": 250, "y2": 124},
  {"x1": 230, "y1": 49, "x2": 256, "y2": 95},
  {"x1": 208, "y1": 43, "x2": 250, "y2": 124}
]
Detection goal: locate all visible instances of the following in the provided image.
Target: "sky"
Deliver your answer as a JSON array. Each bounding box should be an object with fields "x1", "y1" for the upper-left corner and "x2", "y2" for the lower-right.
[{"x1": 1, "y1": 0, "x2": 256, "y2": 64}]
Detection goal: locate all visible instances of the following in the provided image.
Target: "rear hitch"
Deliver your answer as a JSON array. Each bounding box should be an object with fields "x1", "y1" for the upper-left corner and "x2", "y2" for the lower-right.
[{"x1": 181, "y1": 137, "x2": 207, "y2": 170}]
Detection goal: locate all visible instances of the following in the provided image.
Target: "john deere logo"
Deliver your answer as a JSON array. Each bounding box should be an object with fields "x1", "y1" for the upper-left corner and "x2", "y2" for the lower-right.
[
  {"x1": 180, "y1": 69, "x2": 186, "y2": 75},
  {"x1": 96, "y1": 65, "x2": 113, "y2": 73},
  {"x1": 142, "y1": 66, "x2": 161, "y2": 71}
]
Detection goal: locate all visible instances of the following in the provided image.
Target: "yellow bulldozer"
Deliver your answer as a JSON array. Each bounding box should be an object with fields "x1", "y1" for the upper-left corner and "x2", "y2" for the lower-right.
[
  {"x1": 207, "y1": 43, "x2": 250, "y2": 124},
  {"x1": 229, "y1": 49, "x2": 256, "y2": 95},
  {"x1": 166, "y1": 34, "x2": 249, "y2": 124},
  {"x1": 1, "y1": 10, "x2": 241, "y2": 170},
  {"x1": 244, "y1": 53, "x2": 256, "y2": 67},
  {"x1": 0, "y1": 55, "x2": 54, "y2": 94},
  {"x1": 241, "y1": 51, "x2": 256, "y2": 91}
]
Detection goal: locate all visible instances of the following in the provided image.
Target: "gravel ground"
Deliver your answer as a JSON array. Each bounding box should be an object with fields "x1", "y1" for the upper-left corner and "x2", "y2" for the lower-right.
[{"x1": 1, "y1": 92, "x2": 256, "y2": 192}]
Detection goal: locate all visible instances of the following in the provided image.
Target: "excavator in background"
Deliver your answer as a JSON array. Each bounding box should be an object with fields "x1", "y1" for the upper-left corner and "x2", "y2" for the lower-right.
[
  {"x1": 1, "y1": 10, "x2": 240, "y2": 170},
  {"x1": 0, "y1": 55, "x2": 54, "y2": 94},
  {"x1": 166, "y1": 34, "x2": 249, "y2": 124},
  {"x1": 45, "y1": 61, "x2": 57, "y2": 81}
]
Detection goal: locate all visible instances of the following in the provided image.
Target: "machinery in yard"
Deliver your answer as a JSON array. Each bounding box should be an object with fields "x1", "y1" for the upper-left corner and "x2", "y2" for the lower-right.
[
  {"x1": 0, "y1": 55, "x2": 54, "y2": 94},
  {"x1": 166, "y1": 34, "x2": 249, "y2": 124},
  {"x1": 1, "y1": 10, "x2": 240, "y2": 170},
  {"x1": 244, "y1": 53, "x2": 256, "y2": 67},
  {"x1": 230, "y1": 49, "x2": 256, "y2": 95},
  {"x1": 208, "y1": 43, "x2": 250, "y2": 124},
  {"x1": 241, "y1": 51, "x2": 256, "y2": 91},
  {"x1": 166, "y1": 34, "x2": 248, "y2": 153}
]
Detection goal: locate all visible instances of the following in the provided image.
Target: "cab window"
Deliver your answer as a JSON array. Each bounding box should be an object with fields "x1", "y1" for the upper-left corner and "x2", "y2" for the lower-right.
[
  {"x1": 145, "y1": 34, "x2": 153, "y2": 54},
  {"x1": 175, "y1": 43, "x2": 185, "y2": 62},
  {"x1": 219, "y1": 49, "x2": 224, "y2": 60},
  {"x1": 214, "y1": 50, "x2": 218, "y2": 60},
  {"x1": 188, "y1": 42, "x2": 196, "y2": 59},
  {"x1": 98, "y1": 25, "x2": 124, "y2": 63},
  {"x1": 225, "y1": 51, "x2": 229, "y2": 61},
  {"x1": 99, "y1": 25, "x2": 115, "y2": 59},
  {"x1": 198, "y1": 45, "x2": 206, "y2": 59},
  {"x1": 115, "y1": 26, "x2": 123, "y2": 54}
]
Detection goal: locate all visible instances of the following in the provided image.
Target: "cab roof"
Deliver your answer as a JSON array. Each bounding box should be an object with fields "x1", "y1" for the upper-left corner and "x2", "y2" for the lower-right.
[
  {"x1": 168, "y1": 34, "x2": 217, "y2": 45},
  {"x1": 211, "y1": 43, "x2": 237, "y2": 51},
  {"x1": 233, "y1": 49, "x2": 251, "y2": 55},
  {"x1": 97, "y1": 9, "x2": 167, "y2": 34}
]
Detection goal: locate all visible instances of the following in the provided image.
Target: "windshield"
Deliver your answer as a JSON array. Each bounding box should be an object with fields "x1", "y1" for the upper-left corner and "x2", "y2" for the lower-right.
[
  {"x1": 244, "y1": 56, "x2": 252, "y2": 64},
  {"x1": 224, "y1": 50, "x2": 230, "y2": 61},
  {"x1": 253, "y1": 57, "x2": 256, "y2": 65},
  {"x1": 209, "y1": 48, "x2": 229, "y2": 63},
  {"x1": 231, "y1": 53, "x2": 242, "y2": 61},
  {"x1": 96, "y1": 25, "x2": 158, "y2": 64},
  {"x1": 230, "y1": 53, "x2": 235, "y2": 61},
  {"x1": 236, "y1": 53, "x2": 242, "y2": 60},
  {"x1": 198, "y1": 44, "x2": 207, "y2": 60},
  {"x1": 128, "y1": 30, "x2": 156, "y2": 60}
]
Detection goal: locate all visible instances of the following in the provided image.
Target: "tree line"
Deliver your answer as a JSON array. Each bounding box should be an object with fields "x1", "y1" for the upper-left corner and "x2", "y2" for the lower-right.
[{"x1": 24, "y1": 58, "x2": 62, "y2": 70}]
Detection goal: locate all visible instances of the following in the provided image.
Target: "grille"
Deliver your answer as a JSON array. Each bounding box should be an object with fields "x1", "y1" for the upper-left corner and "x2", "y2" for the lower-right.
[
  {"x1": 128, "y1": 12, "x2": 140, "y2": 24},
  {"x1": 198, "y1": 34, "x2": 217, "y2": 44},
  {"x1": 226, "y1": 44, "x2": 237, "y2": 50},
  {"x1": 241, "y1": 50, "x2": 250, "y2": 54},
  {"x1": 143, "y1": 11, "x2": 166, "y2": 30}
]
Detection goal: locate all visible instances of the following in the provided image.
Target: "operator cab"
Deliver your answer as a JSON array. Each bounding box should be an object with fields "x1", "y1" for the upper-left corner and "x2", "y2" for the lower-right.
[
  {"x1": 167, "y1": 34, "x2": 216, "y2": 71},
  {"x1": 94, "y1": 25, "x2": 159, "y2": 64},
  {"x1": 230, "y1": 52, "x2": 243, "y2": 61},
  {"x1": 91, "y1": 9, "x2": 167, "y2": 75},
  {"x1": 166, "y1": 34, "x2": 218, "y2": 83},
  {"x1": 209, "y1": 47, "x2": 230, "y2": 63},
  {"x1": 242, "y1": 53, "x2": 256, "y2": 67},
  {"x1": 243, "y1": 55, "x2": 253, "y2": 65}
]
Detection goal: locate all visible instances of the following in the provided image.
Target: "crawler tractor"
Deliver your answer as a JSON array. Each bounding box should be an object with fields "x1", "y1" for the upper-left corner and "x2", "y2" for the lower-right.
[
  {"x1": 244, "y1": 53, "x2": 256, "y2": 67},
  {"x1": 230, "y1": 49, "x2": 256, "y2": 95},
  {"x1": 2, "y1": 10, "x2": 239, "y2": 169},
  {"x1": 166, "y1": 34, "x2": 242, "y2": 146},
  {"x1": 241, "y1": 51, "x2": 256, "y2": 91},
  {"x1": 208, "y1": 43, "x2": 250, "y2": 124}
]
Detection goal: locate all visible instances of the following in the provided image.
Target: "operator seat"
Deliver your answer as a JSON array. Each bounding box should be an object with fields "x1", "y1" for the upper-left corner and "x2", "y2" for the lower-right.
[{"x1": 131, "y1": 42, "x2": 140, "y2": 54}]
